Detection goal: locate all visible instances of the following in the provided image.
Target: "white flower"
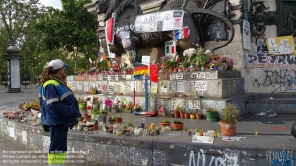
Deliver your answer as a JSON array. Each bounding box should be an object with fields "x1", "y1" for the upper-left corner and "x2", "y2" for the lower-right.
[
  {"x1": 183, "y1": 48, "x2": 196, "y2": 56},
  {"x1": 205, "y1": 50, "x2": 213, "y2": 56}
]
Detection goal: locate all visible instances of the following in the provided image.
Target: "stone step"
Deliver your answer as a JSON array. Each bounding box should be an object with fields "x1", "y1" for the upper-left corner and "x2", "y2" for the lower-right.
[{"x1": 245, "y1": 93, "x2": 296, "y2": 113}]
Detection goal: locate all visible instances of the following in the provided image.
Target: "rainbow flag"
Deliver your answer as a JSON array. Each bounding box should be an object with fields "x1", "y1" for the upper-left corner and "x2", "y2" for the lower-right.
[{"x1": 134, "y1": 64, "x2": 149, "y2": 76}]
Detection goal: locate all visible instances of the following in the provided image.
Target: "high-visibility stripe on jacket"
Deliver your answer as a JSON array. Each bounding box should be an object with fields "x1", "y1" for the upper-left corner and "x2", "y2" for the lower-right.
[{"x1": 38, "y1": 79, "x2": 81, "y2": 127}]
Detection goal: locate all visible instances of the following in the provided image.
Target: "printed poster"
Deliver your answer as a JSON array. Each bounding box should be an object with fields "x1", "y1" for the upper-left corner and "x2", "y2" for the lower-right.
[
  {"x1": 120, "y1": 84, "x2": 125, "y2": 93},
  {"x1": 151, "y1": 82, "x2": 158, "y2": 93},
  {"x1": 176, "y1": 73, "x2": 183, "y2": 80},
  {"x1": 266, "y1": 35, "x2": 295, "y2": 55},
  {"x1": 135, "y1": 10, "x2": 184, "y2": 33},
  {"x1": 109, "y1": 85, "x2": 114, "y2": 94},
  {"x1": 160, "y1": 81, "x2": 169, "y2": 93},
  {"x1": 188, "y1": 81, "x2": 195, "y2": 86},
  {"x1": 177, "y1": 80, "x2": 185, "y2": 92},
  {"x1": 71, "y1": 81, "x2": 77, "y2": 91},
  {"x1": 90, "y1": 81, "x2": 96, "y2": 90},
  {"x1": 102, "y1": 82, "x2": 108, "y2": 91},
  {"x1": 165, "y1": 40, "x2": 176, "y2": 57},
  {"x1": 243, "y1": 20, "x2": 251, "y2": 50},
  {"x1": 83, "y1": 81, "x2": 89, "y2": 92},
  {"x1": 197, "y1": 72, "x2": 206, "y2": 79},
  {"x1": 96, "y1": 82, "x2": 102, "y2": 90},
  {"x1": 170, "y1": 73, "x2": 176, "y2": 80}
]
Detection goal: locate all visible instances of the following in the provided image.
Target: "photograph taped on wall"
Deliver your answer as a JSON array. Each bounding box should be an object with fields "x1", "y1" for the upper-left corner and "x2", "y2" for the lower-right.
[{"x1": 266, "y1": 35, "x2": 295, "y2": 55}]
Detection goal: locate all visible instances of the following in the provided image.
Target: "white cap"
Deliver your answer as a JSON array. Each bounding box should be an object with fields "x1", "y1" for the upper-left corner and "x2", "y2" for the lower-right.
[{"x1": 47, "y1": 59, "x2": 68, "y2": 70}]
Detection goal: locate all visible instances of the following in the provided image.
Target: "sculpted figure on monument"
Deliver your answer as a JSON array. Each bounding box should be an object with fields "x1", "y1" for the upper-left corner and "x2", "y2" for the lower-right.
[{"x1": 96, "y1": 0, "x2": 234, "y2": 63}]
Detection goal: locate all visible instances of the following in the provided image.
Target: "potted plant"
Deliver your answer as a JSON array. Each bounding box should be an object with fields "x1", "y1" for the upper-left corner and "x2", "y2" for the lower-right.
[
  {"x1": 219, "y1": 103, "x2": 240, "y2": 136},
  {"x1": 98, "y1": 109, "x2": 108, "y2": 123},
  {"x1": 113, "y1": 102, "x2": 123, "y2": 123},
  {"x1": 195, "y1": 109, "x2": 202, "y2": 119},
  {"x1": 206, "y1": 107, "x2": 218, "y2": 122},
  {"x1": 173, "y1": 106, "x2": 180, "y2": 118},
  {"x1": 98, "y1": 60, "x2": 107, "y2": 72},
  {"x1": 187, "y1": 48, "x2": 210, "y2": 70},
  {"x1": 159, "y1": 118, "x2": 171, "y2": 127},
  {"x1": 80, "y1": 68, "x2": 86, "y2": 75},
  {"x1": 182, "y1": 108, "x2": 190, "y2": 119},
  {"x1": 182, "y1": 61, "x2": 191, "y2": 72},
  {"x1": 164, "y1": 60, "x2": 177, "y2": 72},
  {"x1": 73, "y1": 68, "x2": 80, "y2": 75},
  {"x1": 172, "y1": 120, "x2": 184, "y2": 130}
]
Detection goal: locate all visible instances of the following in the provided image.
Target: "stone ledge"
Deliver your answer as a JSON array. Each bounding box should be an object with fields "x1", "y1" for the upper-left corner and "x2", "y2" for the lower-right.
[{"x1": 1, "y1": 117, "x2": 295, "y2": 165}]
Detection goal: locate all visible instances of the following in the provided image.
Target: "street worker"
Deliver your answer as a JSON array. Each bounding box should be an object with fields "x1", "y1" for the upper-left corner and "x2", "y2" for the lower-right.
[{"x1": 38, "y1": 59, "x2": 81, "y2": 166}]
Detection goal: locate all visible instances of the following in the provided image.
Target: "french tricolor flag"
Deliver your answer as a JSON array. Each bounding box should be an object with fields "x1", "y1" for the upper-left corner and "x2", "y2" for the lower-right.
[{"x1": 174, "y1": 27, "x2": 190, "y2": 40}]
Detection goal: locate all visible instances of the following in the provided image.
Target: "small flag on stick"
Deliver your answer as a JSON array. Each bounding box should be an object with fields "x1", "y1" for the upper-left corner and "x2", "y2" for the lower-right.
[{"x1": 134, "y1": 64, "x2": 149, "y2": 76}]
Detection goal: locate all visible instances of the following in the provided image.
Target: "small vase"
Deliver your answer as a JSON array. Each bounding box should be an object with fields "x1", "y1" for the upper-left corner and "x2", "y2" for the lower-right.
[
  {"x1": 173, "y1": 110, "x2": 180, "y2": 118},
  {"x1": 206, "y1": 112, "x2": 218, "y2": 122},
  {"x1": 195, "y1": 113, "x2": 202, "y2": 119},
  {"x1": 184, "y1": 113, "x2": 190, "y2": 119},
  {"x1": 190, "y1": 114, "x2": 196, "y2": 119},
  {"x1": 115, "y1": 117, "x2": 123, "y2": 123},
  {"x1": 227, "y1": 66, "x2": 233, "y2": 70}
]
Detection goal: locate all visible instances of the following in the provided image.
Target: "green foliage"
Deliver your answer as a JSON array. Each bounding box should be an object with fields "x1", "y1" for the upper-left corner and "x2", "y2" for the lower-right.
[
  {"x1": 182, "y1": 61, "x2": 191, "y2": 68},
  {"x1": 206, "y1": 107, "x2": 217, "y2": 112},
  {"x1": 34, "y1": 0, "x2": 97, "y2": 67},
  {"x1": 98, "y1": 60, "x2": 108, "y2": 71},
  {"x1": 173, "y1": 120, "x2": 183, "y2": 124},
  {"x1": 194, "y1": 54, "x2": 210, "y2": 66},
  {"x1": 164, "y1": 60, "x2": 177, "y2": 69},
  {"x1": 160, "y1": 118, "x2": 171, "y2": 123},
  {"x1": 219, "y1": 103, "x2": 240, "y2": 123}
]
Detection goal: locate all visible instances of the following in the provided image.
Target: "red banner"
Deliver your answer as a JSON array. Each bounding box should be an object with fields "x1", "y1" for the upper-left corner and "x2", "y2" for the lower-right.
[
  {"x1": 150, "y1": 64, "x2": 158, "y2": 83},
  {"x1": 105, "y1": 17, "x2": 114, "y2": 45}
]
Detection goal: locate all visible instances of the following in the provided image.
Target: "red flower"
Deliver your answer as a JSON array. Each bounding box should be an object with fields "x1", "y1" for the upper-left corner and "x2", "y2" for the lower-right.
[{"x1": 87, "y1": 105, "x2": 91, "y2": 109}]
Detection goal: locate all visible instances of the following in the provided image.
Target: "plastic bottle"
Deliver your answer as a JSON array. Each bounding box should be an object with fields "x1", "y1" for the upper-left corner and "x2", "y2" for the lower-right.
[{"x1": 93, "y1": 120, "x2": 98, "y2": 131}]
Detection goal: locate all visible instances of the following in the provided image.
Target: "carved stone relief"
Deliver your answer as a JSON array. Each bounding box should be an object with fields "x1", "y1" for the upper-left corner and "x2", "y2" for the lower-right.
[{"x1": 277, "y1": 0, "x2": 296, "y2": 36}]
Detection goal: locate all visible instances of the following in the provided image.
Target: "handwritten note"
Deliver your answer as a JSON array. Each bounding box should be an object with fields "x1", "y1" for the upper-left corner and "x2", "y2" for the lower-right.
[{"x1": 195, "y1": 81, "x2": 207, "y2": 90}]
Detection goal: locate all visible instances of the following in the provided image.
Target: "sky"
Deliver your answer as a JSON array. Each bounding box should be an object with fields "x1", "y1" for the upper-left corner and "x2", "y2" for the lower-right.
[{"x1": 39, "y1": 0, "x2": 62, "y2": 9}]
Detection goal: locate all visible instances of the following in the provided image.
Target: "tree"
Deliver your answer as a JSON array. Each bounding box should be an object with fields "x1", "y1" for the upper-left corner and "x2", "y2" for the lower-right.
[
  {"x1": 0, "y1": 0, "x2": 46, "y2": 45},
  {"x1": 0, "y1": 0, "x2": 46, "y2": 79},
  {"x1": 34, "y1": 0, "x2": 98, "y2": 68}
]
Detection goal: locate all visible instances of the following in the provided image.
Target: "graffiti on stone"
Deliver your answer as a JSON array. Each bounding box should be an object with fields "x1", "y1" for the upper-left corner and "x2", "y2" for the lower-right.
[
  {"x1": 246, "y1": 53, "x2": 296, "y2": 65},
  {"x1": 188, "y1": 149, "x2": 239, "y2": 166},
  {"x1": 251, "y1": 68, "x2": 296, "y2": 93},
  {"x1": 266, "y1": 150, "x2": 295, "y2": 166}
]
